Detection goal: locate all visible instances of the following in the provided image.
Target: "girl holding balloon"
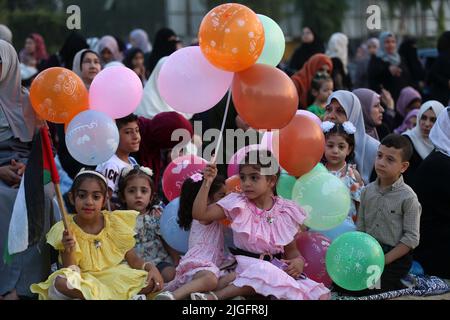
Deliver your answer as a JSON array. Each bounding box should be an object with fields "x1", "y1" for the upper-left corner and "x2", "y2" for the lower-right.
[
  {"x1": 118, "y1": 166, "x2": 179, "y2": 283},
  {"x1": 191, "y1": 150, "x2": 330, "y2": 300},
  {"x1": 155, "y1": 174, "x2": 233, "y2": 300},
  {"x1": 321, "y1": 121, "x2": 364, "y2": 223}
]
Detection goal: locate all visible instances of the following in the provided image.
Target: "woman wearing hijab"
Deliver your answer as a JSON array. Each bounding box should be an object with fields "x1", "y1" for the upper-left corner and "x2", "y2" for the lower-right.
[
  {"x1": 288, "y1": 27, "x2": 325, "y2": 74},
  {"x1": 326, "y1": 32, "x2": 352, "y2": 90},
  {"x1": 395, "y1": 86, "x2": 422, "y2": 128},
  {"x1": 413, "y1": 107, "x2": 450, "y2": 279},
  {"x1": 97, "y1": 35, "x2": 122, "y2": 66},
  {"x1": 123, "y1": 48, "x2": 147, "y2": 85},
  {"x1": 399, "y1": 37, "x2": 425, "y2": 90},
  {"x1": 0, "y1": 40, "x2": 55, "y2": 300},
  {"x1": 0, "y1": 24, "x2": 12, "y2": 43},
  {"x1": 368, "y1": 31, "x2": 413, "y2": 102},
  {"x1": 394, "y1": 109, "x2": 419, "y2": 135},
  {"x1": 19, "y1": 33, "x2": 49, "y2": 68},
  {"x1": 353, "y1": 88, "x2": 384, "y2": 141},
  {"x1": 353, "y1": 38, "x2": 380, "y2": 89},
  {"x1": 323, "y1": 90, "x2": 380, "y2": 184},
  {"x1": 428, "y1": 31, "x2": 450, "y2": 106},
  {"x1": 44, "y1": 32, "x2": 88, "y2": 70},
  {"x1": 129, "y1": 29, "x2": 152, "y2": 54},
  {"x1": 145, "y1": 28, "x2": 181, "y2": 77},
  {"x1": 72, "y1": 49, "x2": 102, "y2": 90},
  {"x1": 402, "y1": 100, "x2": 445, "y2": 186},
  {"x1": 291, "y1": 53, "x2": 334, "y2": 109}
]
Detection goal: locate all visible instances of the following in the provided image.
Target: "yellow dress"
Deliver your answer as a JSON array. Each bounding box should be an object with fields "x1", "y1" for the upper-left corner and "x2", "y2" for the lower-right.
[{"x1": 30, "y1": 210, "x2": 148, "y2": 300}]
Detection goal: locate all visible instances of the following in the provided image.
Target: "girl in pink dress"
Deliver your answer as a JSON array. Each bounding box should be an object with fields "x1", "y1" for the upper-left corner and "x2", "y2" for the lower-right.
[
  {"x1": 155, "y1": 174, "x2": 232, "y2": 300},
  {"x1": 192, "y1": 150, "x2": 331, "y2": 300}
]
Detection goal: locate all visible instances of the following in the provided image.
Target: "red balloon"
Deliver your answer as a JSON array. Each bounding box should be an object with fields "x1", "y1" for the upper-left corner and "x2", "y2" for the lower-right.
[
  {"x1": 273, "y1": 114, "x2": 325, "y2": 177},
  {"x1": 162, "y1": 155, "x2": 208, "y2": 201},
  {"x1": 232, "y1": 64, "x2": 298, "y2": 130},
  {"x1": 296, "y1": 232, "x2": 333, "y2": 287}
]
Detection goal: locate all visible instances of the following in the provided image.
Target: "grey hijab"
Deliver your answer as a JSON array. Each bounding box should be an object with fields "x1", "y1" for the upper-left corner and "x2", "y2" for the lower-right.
[{"x1": 0, "y1": 39, "x2": 37, "y2": 142}]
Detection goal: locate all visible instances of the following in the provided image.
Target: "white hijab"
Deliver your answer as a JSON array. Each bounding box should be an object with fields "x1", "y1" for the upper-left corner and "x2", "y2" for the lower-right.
[
  {"x1": 0, "y1": 39, "x2": 37, "y2": 143},
  {"x1": 403, "y1": 101, "x2": 445, "y2": 159},
  {"x1": 326, "y1": 33, "x2": 349, "y2": 73},
  {"x1": 430, "y1": 107, "x2": 450, "y2": 157},
  {"x1": 135, "y1": 57, "x2": 192, "y2": 120},
  {"x1": 327, "y1": 90, "x2": 380, "y2": 183}
]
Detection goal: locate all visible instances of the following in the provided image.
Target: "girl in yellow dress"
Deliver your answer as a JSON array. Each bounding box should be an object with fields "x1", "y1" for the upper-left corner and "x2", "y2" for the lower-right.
[{"x1": 30, "y1": 169, "x2": 164, "y2": 300}]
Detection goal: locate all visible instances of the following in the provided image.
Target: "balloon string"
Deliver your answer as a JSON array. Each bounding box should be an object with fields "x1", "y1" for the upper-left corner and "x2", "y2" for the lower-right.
[{"x1": 212, "y1": 88, "x2": 232, "y2": 165}]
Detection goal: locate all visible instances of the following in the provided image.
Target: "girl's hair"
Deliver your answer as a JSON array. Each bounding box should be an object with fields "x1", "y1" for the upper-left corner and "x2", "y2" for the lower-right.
[
  {"x1": 323, "y1": 123, "x2": 356, "y2": 162},
  {"x1": 239, "y1": 149, "x2": 281, "y2": 187},
  {"x1": 70, "y1": 171, "x2": 108, "y2": 197},
  {"x1": 118, "y1": 166, "x2": 158, "y2": 209},
  {"x1": 178, "y1": 175, "x2": 226, "y2": 231},
  {"x1": 308, "y1": 72, "x2": 333, "y2": 105}
]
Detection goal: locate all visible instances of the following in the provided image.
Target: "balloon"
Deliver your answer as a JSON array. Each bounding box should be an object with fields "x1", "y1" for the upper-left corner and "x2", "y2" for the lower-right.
[
  {"x1": 158, "y1": 46, "x2": 233, "y2": 114},
  {"x1": 160, "y1": 198, "x2": 190, "y2": 254},
  {"x1": 162, "y1": 155, "x2": 208, "y2": 201},
  {"x1": 29, "y1": 67, "x2": 88, "y2": 123},
  {"x1": 199, "y1": 3, "x2": 265, "y2": 72},
  {"x1": 89, "y1": 66, "x2": 143, "y2": 119},
  {"x1": 256, "y1": 15, "x2": 285, "y2": 67},
  {"x1": 227, "y1": 144, "x2": 260, "y2": 178},
  {"x1": 314, "y1": 217, "x2": 356, "y2": 242},
  {"x1": 225, "y1": 175, "x2": 242, "y2": 194},
  {"x1": 276, "y1": 172, "x2": 296, "y2": 200},
  {"x1": 232, "y1": 64, "x2": 298, "y2": 130},
  {"x1": 326, "y1": 232, "x2": 385, "y2": 291},
  {"x1": 65, "y1": 110, "x2": 119, "y2": 166},
  {"x1": 273, "y1": 114, "x2": 325, "y2": 177},
  {"x1": 296, "y1": 110, "x2": 322, "y2": 127},
  {"x1": 296, "y1": 232, "x2": 333, "y2": 287},
  {"x1": 292, "y1": 171, "x2": 351, "y2": 231}
]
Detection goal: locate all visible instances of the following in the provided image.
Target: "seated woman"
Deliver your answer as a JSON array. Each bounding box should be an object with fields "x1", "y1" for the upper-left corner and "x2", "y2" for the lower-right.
[{"x1": 0, "y1": 39, "x2": 56, "y2": 300}]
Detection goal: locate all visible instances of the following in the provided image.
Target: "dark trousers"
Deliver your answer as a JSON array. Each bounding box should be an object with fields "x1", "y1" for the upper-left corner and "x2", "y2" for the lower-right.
[{"x1": 335, "y1": 243, "x2": 413, "y2": 296}]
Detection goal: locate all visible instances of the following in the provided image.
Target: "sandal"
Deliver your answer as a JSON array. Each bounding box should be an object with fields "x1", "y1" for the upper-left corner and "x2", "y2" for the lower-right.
[
  {"x1": 190, "y1": 291, "x2": 219, "y2": 300},
  {"x1": 154, "y1": 291, "x2": 176, "y2": 300}
]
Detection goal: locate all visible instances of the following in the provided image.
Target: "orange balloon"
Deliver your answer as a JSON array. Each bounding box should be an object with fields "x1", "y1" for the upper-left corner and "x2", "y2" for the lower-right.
[
  {"x1": 221, "y1": 219, "x2": 232, "y2": 227},
  {"x1": 199, "y1": 3, "x2": 265, "y2": 72},
  {"x1": 226, "y1": 175, "x2": 242, "y2": 194},
  {"x1": 273, "y1": 114, "x2": 325, "y2": 177},
  {"x1": 30, "y1": 67, "x2": 89, "y2": 124},
  {"x1": 232, "y1": 64, "x2": 298, "y2": 130}
]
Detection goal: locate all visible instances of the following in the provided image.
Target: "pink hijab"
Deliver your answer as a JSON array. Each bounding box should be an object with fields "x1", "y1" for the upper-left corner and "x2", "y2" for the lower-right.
[{"x1": 396, "y1": 86, "x2": 421, "y2": 118}]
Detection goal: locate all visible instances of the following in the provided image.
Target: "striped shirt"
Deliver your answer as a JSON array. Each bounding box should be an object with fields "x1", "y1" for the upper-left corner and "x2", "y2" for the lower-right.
[{"x1": 356, "y1": 176, "x2": 421, "y2": 249}]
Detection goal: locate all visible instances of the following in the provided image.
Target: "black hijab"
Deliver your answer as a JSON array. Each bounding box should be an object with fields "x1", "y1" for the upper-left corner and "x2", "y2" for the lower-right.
[
  {"x1": 289, "y1": 27, "x2": 325, "y2": 72},
  {"x1": 399, "y1": 36, "x2": 425, "y2": 83},
  {"x1": 145, "y1": 28, "x2": 179, "y2": 75}
]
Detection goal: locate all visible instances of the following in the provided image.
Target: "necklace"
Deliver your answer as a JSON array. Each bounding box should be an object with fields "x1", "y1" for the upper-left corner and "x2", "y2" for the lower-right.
[{"x1": 251, "y1": 199, "x2": 276, "y2": 224}]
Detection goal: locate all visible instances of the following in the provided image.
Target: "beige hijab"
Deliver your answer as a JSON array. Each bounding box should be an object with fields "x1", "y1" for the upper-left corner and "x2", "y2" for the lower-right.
[{"x1": 0, "y1": 39, "x2": 37, "y2": 142}]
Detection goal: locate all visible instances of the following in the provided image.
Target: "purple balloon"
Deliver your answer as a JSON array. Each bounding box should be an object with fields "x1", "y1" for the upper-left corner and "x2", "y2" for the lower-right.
[
  {"x1": 158, "y1": 46, "x2": 234, "y2": 114},
  {"x1": 90, "y1": 66, "x2": 143, "y2": 119}
]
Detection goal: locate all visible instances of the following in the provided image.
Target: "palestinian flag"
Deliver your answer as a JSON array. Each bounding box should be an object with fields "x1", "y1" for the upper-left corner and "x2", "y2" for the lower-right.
[{"x1": 4, "y1": 126, "x2": 59, "y2": 263}]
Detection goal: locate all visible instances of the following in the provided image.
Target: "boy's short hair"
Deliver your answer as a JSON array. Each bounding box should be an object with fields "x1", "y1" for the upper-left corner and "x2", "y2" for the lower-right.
[
  {"x1": 116, "y1": 114, "x2": 138, "y2": 130},
  {"x1": 381, "y1": 134, "x2": 413, "y2": 162}
]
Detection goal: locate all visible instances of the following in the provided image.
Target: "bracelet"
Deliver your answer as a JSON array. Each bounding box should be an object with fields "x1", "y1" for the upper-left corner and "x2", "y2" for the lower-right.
[{"x1": 142, "y1": 262, "x2": 153, "y2": 271}]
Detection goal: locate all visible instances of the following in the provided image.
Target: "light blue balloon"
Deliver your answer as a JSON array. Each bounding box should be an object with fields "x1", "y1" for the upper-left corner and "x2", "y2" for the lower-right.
[
  {"x1": 65, "y1": 110, "x2": 119, "y2": 166},
  {"x1": 256, "y1": 14, "x2": 286, "y2": 67},
  {"x1": 159, "y1": 198, "x2": 190, "y2": 254},
  {"x1": 313, "y1": 217, "x2": 356, "y2": 242}
]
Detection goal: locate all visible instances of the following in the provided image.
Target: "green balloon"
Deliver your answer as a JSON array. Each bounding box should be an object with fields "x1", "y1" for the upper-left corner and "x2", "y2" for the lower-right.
[
  {"x1": 256, "y1": 14, "x2": 286, "y2": 67},
  {"x1": 326, "y1": 232, "x2": 385, "y2": 291},
  {"x1": 277, "y1": 173, "x2": 297, "y2": 200},
  {"x1": 292, "y1": 170, "x2": 350, "y2": 231}
]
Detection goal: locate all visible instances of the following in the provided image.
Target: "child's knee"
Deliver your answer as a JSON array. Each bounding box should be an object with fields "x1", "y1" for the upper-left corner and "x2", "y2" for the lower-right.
[
  {"x1": 203, "y1": 272, "x2": 219, "y2": 290},
  {"x1": 162, "y1": 266, "x2": 176, "y2": 282},
  {"x1": 54, "y1": 276, "x2": 68, "y2": 293}
]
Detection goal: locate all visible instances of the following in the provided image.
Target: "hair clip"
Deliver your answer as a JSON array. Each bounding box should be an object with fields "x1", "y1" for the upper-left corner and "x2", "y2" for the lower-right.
[
  {"x1": 121, "y1": 165, "x2": 154, "y2": 178},
  {"x1": 321, "y1": 121, "x2": 336, "y2": 133},
  {"x1": 190, "y1": 173, "x2": 203, "y2": 183},
  {"x1": 342, "y1": 121, "x2": 357, "y2": 135}
]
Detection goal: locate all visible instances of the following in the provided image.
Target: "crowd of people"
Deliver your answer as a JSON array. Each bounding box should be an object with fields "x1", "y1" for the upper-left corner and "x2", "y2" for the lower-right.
[{"x1": 0, "y1": 22, "x2": 449, "y2": 300}]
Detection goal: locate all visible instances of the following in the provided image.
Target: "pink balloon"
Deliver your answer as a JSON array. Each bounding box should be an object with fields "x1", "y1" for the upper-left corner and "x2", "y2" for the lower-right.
[
  {"x1": 158, "y1": 46, "x2": 234, "y2": 114},
  {"x1": 296, "y1": 232, "x2": 333, "y2": 288},
  {"x1": 90, "y1": 66, "x2": 143, "y2": 119},
  {"x1": 227, "y1": 144, "x2": 261, "y2": 178},
  {"x1": 296, "y1": 110, "x2": 322, "y2": 127},
  {"x1": 162, "y1": 155, "x2": 208, "y2": 201}
]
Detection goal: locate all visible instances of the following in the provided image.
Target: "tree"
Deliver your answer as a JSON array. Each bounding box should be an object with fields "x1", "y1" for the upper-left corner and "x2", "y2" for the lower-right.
[{"x1": 294, "y1": 0, "x2": 348, "y2": 42}]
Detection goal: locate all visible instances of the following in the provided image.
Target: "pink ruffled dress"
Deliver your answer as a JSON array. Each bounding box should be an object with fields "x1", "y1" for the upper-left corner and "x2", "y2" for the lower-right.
[
  {"x1": 165, "y1": 220, "x2": 227, "y2": 291},
  {"x1": 217, "y1": 193, "x2": 331, "y2": 300}
]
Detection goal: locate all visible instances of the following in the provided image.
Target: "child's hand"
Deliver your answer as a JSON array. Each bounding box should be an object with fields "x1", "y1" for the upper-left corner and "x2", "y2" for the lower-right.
[
  {"x1": 203, "y1": 163, "x2": 218, "y2": 185},
  {"x1": 142, "y1": 264, "x2": 164, "y2": 294},
  {"x1": 62, "y1": 230, "x2": 76, "y2": 253},
  {"x1": 282, "y1": 257, "x2": 305, "y2": 279}
]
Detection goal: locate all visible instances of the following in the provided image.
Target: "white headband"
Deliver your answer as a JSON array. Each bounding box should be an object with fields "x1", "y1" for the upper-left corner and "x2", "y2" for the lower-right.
[
  {"x1": 321, "y1": 121, "x2": 357, "y2": 135},
  {"x1": 74, "y1": 168, "x2": 108, "y2": 186}
]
